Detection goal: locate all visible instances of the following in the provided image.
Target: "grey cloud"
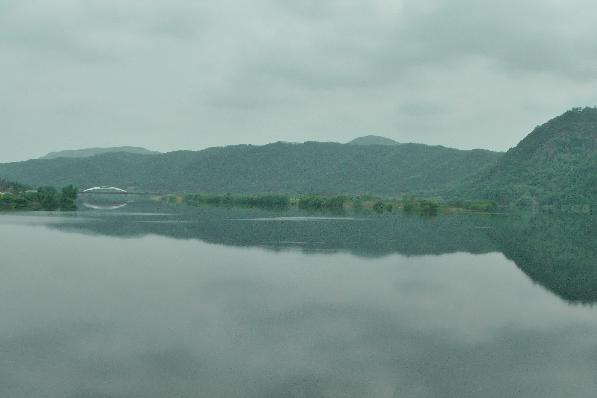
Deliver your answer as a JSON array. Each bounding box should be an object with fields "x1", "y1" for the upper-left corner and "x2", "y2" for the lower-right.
[
  {"x1": 396, "y1": 0, "x2": 597, "y2": 76},
  {"x1": 1, "y1": 0, "x2": 597, "y2": 161}
]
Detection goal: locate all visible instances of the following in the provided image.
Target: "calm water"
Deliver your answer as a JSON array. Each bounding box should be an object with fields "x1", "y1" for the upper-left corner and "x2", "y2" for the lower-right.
[{"x1": 1, "y1": 202, "x2": 596, "y2": 397}]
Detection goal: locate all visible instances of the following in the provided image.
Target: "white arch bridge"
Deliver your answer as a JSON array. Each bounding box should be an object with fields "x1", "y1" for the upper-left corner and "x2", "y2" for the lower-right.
[
  {"x1": 82, "y1": 186, "x2": 128, "y2": 194},
  {"x1": 79, "y1": 186, "x2": 160, "y2": 195}
]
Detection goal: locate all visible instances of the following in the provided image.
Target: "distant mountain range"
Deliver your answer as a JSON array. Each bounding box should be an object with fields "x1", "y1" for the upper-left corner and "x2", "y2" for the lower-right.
[
  {"x1": 1, "y1": 107, "x2": 595, "y2": 206},
  {"x1": 41, "y1": 146, "x2": 160, "y2": 159},
  {"x1": 347, "y1": 135, "x2": 400, "y2": 146},
  {"x1": 0, "y1": 141, "x2": 501, "y2": 197}
]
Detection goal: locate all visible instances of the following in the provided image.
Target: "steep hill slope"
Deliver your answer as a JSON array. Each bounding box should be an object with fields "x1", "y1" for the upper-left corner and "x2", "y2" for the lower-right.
[
  {"x1": 0, "y1": 142, "x2": 502, "y2": 196},
  {"x1": 469, "y1": 107, "x2": 597, "y2": 206}
]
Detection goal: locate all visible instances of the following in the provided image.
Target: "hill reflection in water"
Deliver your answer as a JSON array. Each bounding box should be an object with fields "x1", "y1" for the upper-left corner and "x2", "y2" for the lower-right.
[{"x1": 53, "y1": 202, "x2": 596, "y2": 305}]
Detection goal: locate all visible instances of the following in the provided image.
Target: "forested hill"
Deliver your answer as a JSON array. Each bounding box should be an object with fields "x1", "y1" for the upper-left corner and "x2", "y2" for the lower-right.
[
  {"x1": 468, "y1": 107, "x2": 597, "y2": 206},
  {"x1": 0, "y1": 142, "x2": 502, "y2": 196}
]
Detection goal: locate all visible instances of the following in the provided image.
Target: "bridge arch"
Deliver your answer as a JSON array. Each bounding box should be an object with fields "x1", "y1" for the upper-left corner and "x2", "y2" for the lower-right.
[{"x1": 82, "y1": 186, "x2": 128, "y2": 193}]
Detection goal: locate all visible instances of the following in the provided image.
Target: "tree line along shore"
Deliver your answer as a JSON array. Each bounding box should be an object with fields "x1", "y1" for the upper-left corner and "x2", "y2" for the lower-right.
[
  {"x1": 165, "y1": 193, "x2": 499, "y2": 216},
  {"x1": 3, "y1": 175, "x2": 589, "y2": 215},
  {"x1": 0, "y1": 177, "x2": 497, "y2": 215},
  {"x1": 0, "y1": 179, "x2": 78, "y2": 211}
]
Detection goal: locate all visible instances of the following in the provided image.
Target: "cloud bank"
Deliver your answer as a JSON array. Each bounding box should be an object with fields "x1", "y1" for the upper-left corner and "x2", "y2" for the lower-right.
[{"x1": 1, "y1": 0, "x2": 596, "y2": 161}]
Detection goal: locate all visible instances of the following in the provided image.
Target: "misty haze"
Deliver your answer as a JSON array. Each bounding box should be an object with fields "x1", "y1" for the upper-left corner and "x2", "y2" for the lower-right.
[{"x1": 0, "y1": 1, "x2": 596, "y2": 398}]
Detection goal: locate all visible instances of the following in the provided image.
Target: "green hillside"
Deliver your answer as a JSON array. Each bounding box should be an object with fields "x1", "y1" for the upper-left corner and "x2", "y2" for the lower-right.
[
  {"x1": 4, "y1": 108, "x2": 593, "y2": 203},
  {"x1": 0, "y1": 142, "x2": 502, "y2": 196},
  {"x1": 468, "y1": 107, "x2": 597, "y2": 207}
]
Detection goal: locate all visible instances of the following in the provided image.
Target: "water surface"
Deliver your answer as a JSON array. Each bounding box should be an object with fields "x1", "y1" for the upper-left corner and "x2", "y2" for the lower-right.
[{"x1": 1, "y1": 203, "x2": 596, "y2": 397}]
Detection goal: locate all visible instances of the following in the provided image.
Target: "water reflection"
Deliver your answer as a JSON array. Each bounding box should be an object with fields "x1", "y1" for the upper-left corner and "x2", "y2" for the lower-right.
[
  {"x1": 50, "y1": 203, "x2": 597, "y2": 305},
  {"x1": 488, "y1": 213, "x2": 597, "y2": 304},
  {"x1": 82, "y1": 202, "x2": 128, "y2": 210},
  {"x1": 1, "y1": 204, "x2": 596, "y2": 398},
  {"x1": 80, "y1": 193, "x2": 130, "y2": 211}
]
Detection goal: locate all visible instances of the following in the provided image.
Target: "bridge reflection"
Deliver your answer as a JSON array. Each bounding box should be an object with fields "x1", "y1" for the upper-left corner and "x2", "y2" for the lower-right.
[
  {"x1": 82, "y1": 202, "x2": 128, "y2": 210},
  {"x1": 78, "y1": 187, "x2": 160, "y2": 210}
]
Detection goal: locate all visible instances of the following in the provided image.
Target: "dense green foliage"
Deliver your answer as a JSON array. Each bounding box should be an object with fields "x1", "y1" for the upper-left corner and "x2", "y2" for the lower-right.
[
  {"x1": 466, "y1": 107, "x2": 597, "y2": 208},
  {"x1": 0, "y1": 141, "x2": 502, "y2": 196},
  {"x1": 0, "y1": 184, "x2": 78, "y2": 211},
  {"x1": 178, "y1": 192, "x2": 491, "y2": 216},
  {"x1": 402, "y1": 197, "x2": 441, "y2": 215},
  {"x1": 298, "y1": 195, "x2": 346, "y2": 210},
  {"x1": 183, "y1": 193, "x2": 290, "y2": 209}
]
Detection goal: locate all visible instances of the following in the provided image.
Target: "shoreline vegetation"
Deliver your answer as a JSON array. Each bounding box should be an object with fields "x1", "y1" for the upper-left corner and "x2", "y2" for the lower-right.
[
  {"x1": 164, "y1": 193, "x2": 499, "y2": 216},
  {"x1": 1, "y1": 173, "x2": 590, "y2": 215},
  {"x1": 0, "y1": 179, "x2": 78, "y2": 211}
]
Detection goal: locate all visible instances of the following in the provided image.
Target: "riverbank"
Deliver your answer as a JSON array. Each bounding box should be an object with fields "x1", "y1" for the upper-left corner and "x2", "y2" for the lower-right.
[
  {"x1": 0, "y1": 185, "x2": 78, "y2": 211},
  {"x1": 161, "y1": 193, "x2": 498, "y2": 216}
]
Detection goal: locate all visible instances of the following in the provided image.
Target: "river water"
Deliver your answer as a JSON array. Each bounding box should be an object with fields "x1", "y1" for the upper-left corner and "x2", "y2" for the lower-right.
[{"x1": 1, "y1": 202, "x2": 596, "y2": 397}]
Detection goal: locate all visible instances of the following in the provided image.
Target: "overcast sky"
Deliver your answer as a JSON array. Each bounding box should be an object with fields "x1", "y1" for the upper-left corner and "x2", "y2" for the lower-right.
[{"x1": 1, "y1": 0, "x2": 597, "y2": 161}]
